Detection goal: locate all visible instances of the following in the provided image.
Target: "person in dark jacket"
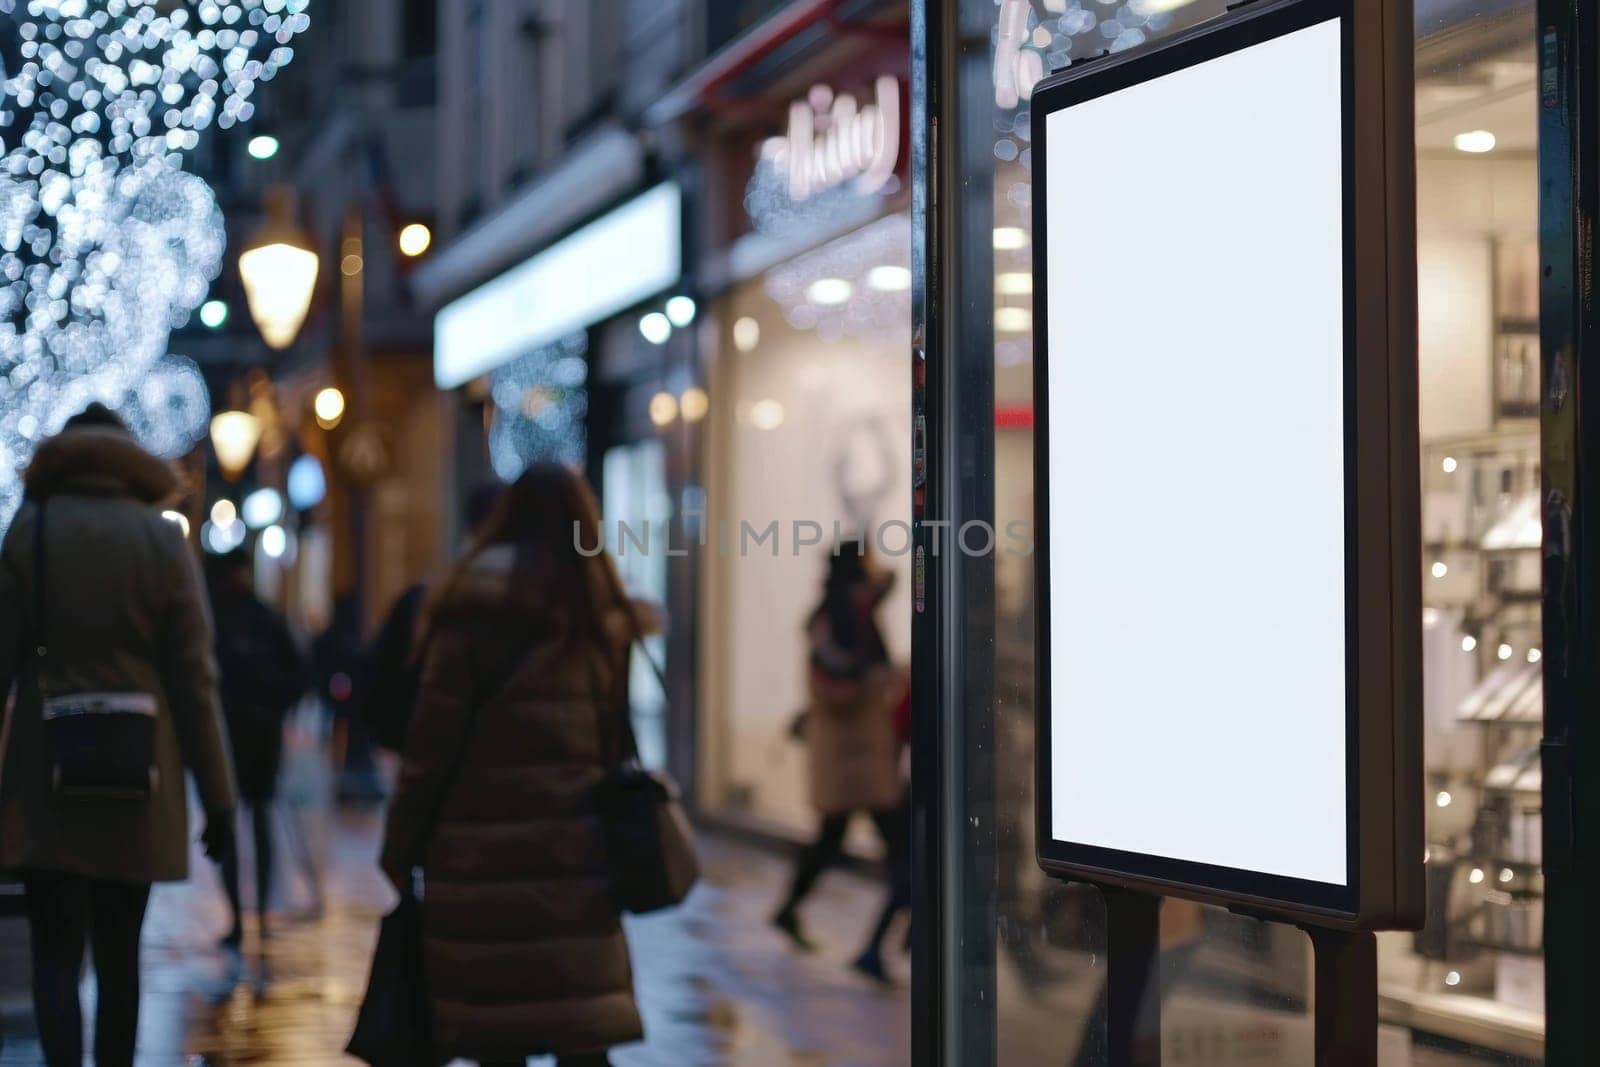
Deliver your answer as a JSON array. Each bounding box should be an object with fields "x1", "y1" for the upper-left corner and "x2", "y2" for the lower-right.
[
  {"x1": 358, "y1": 482, "x2": 501, "y2": 753},
  {"x1": 206, "y1": 547, "x2": 308, "y2": 948},
  {"x1": 379, "y1": 463, "x2": 659, "y2": 1067},
  {"x1": 0, "y1": 404, "x2": 237, "y2": 1067}
]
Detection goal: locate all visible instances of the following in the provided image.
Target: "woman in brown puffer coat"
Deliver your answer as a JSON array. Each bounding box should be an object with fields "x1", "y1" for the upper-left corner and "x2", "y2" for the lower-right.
[{"x1": 379, "y1": 463, "x2": 655, "y2": 1067}]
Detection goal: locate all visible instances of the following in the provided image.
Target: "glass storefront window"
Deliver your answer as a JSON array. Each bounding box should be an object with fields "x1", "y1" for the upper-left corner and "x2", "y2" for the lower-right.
[
  {"x1": 959, "y1": 0, "x2": 1546, "y2": 1062},
  {"x1": 602, "y1": 438, "x2": 672, "y2": 769},
  {"x1": 700, "y1": 213, "x2": 914, "y2": 842}
]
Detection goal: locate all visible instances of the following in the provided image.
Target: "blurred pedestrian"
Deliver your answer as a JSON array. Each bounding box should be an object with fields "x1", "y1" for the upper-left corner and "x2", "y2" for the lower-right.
[
  {"x1": 773, "y1": 541, "x2": 905, "y2": 983},
  {"x1": 205, "y1": 547, "x2": 308, "y2": 948},
  {"x1": 378, "y1": 463, "x2": 659, "y2": 1067},
  {"x1": 358, "y1": 482, "x2": 501, "y2": 753},
  {"x1": 314, "y1": 595, "x2": 381, "y2": 802},
  {"x1": 855, "y1": 678, "x2": 912, "y2": 982},
  {"x1": 0, "y1": 404, "x2": 237, "y2": 1067}
]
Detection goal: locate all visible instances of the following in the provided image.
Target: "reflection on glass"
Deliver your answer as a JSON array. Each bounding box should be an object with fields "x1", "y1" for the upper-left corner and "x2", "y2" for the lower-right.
[{"x1": 983, "y1": 0, "x2": 1544, "y2": 1063}]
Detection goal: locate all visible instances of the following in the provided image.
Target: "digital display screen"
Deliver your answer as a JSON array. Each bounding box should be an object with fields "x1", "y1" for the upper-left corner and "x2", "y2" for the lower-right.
[{"x1": 1043, "y1": 17, "x2": 1349, "y2": 887}]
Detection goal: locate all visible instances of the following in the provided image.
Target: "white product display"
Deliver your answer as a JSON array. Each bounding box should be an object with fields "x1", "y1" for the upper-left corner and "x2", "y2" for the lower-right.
[{"x1": 1043, "y1": 18, "x2": 1348, "y2": 885}]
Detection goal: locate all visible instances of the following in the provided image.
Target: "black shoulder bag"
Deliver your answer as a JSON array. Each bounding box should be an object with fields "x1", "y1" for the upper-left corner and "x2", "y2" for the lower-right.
[
  {"x1": 594, "y1": 632, "x2": 700, "y2": 915},
  {"x1": 31, "y1": 500, "x2": 160, "y2": 802},
  {"x1": 348, "y1": 638, "x2": 520, "y2": 1067}
]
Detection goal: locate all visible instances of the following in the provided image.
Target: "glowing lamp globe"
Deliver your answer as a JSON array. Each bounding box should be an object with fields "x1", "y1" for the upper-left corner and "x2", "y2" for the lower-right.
[
  {"x1": 240, "y1": 187, "x2": 320, "y2": 350},
  {"x1": 210, "y1": 410, "x2": 263, "y2": 481}
]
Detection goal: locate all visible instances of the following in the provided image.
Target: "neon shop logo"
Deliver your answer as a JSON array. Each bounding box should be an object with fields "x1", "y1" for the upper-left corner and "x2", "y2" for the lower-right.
[{"x1": 762, "y1": 75, "x2": 902, "y2": 202}]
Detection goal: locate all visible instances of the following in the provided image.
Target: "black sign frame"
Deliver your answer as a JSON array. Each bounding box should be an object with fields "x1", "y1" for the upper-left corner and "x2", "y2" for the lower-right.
[{"x1": 1031, "y1": 0, "x2": 1422, "y2": 930}]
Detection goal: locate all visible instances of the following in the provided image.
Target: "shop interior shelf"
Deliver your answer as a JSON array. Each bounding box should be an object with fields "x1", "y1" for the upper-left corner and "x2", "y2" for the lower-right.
[{"x1": 1464, "y1": 937, "x2": 1543, "y2": 959}]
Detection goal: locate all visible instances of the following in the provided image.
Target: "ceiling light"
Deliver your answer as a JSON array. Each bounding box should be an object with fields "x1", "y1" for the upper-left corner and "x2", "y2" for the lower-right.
[
  {"x1": 1453, "y1": 129, "x2": 1496, "y2": 154},
  {"x1": 199, "y1": 299, "x2": 229, "y2": 329},
  {"x1": 733, "y1": 316, "x2": 761, "y2": 352},
  {"x1": 1442, "y1": 456, "x2": 1458, "y2": 473},
  {"x1": 807, "y1": 278, "x2": 854, "y2": 305},
  {"x1": 866, "y1": 265, "x2": 912, "y2": 292},
  {"x1": 666, "y1": 296, "x2": 698, "y2": 327},
  {"x1": 1528, "y1": 648, "x2": 1542, "y2": 663},
  {"x1": 1461, "y1": 635, "x2": 1477, "y2": 653},
  {"x1": 202, "y1": 517, "x2": 247, "y2": 555},
  {"x1": 247, "y1": 134, "x2": 280, "y2": 160},
  {"x1": 287, "y1": 455, "x2": 327, "y2": 510},
  {"x1": 260, "y1": 524, "x2": 290, "y2": 561},
  {"x1": 997, "y1": 272, "x2": 1033, "y2": 296},
  {"x1": 680, "y1": 387, "x2": 709, "y2": 423},
  {"x1": 1130, "y1": 0, "x2": 1201, "y2": 12},
  {"x1": 1498, "y1": 643, "x2": 1514, "y2": 661},
  {"x1": 750, "y1": 398, "x2": 786, "y2": 431},
  {"x1": 993, "y1": 227, "x2": 1028, "y2": 251},
  {"x1": 242, "y1": 488, "x2": 284, "y2": 530},
  {"x1": 210, "y1": 499, "x2": 238, "y2": 527},
  {"x1": 640, "y1": 312, "x2": 672, "y2": 345},
  {"x1": 649, "y1": 390, "x2": 678, "y2": 427},
  {"x1": 398, "y1": 223, "x2": 432, "y2": 258},
  {"x1": 314, "y1": 387, "x2": 346, "y2": 430},
  {"x1": 210, "y1": 410, "x2": 262, "y2": 481},
  {"x1": 996, "y1": 306, "x2": 1032, "y2": 332}
]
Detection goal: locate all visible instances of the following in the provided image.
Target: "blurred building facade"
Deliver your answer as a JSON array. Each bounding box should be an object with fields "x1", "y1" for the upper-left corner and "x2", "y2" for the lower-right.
[
  {"x1": 160, "y1": 0, "x2": 448, "y2": 639},
  {"x1": 416, "y1": 0, "x2": 911, "y2": 809}
]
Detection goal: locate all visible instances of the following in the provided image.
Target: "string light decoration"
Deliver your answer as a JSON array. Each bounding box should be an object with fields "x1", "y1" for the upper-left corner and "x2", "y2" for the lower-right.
[
  {"x1": 116, "y1": 353, "x2": 211, "y2": 458},
  {"x1": 0, "y1": 0, "x2": 315, "y2": 522},
  {"x1": 488, "y1": 333, "x2": 589, "y2": 481}
]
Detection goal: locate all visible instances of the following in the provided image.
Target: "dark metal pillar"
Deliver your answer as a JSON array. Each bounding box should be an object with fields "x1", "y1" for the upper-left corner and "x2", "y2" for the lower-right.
[
  {"x1": 1103, "y1": 889, "x2": 1163, "y2": 1067},
  {"x1": 1537, "y1": 0, "x2": 1599, "y2": 1061},
  {"x1": 910, "y1": 0, "x2": 998, "y2": 1063}
]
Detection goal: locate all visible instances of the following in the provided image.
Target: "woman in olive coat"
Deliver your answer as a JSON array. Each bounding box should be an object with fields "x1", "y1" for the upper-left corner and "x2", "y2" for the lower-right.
[{"x1": 0, "y1": 405, "x2": 237, "y2": 1067}]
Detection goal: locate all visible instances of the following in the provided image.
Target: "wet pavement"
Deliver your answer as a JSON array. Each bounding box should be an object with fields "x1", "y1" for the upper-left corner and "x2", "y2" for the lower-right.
[
  {"x1": 0, "y1": 724, "x2": 911, "y2": 1066},
  {"x1": 0, "y1": 723, "x2": 1505, "y2": 1067}
]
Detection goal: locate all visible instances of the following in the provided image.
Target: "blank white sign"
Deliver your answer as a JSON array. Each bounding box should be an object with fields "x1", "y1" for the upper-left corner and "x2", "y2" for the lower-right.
[{"x1": 1045, "y1": 17, "x2": 1348, "y2": 886}]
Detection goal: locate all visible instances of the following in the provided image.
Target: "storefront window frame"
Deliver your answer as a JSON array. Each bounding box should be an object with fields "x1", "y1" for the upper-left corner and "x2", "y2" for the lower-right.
[
  {"x1": 1534, "y1": 0, "x2": 1600, "y2": 1060},
  {"x1": 911, "y1": 0, "x2": 1600, "y2": 1062}
]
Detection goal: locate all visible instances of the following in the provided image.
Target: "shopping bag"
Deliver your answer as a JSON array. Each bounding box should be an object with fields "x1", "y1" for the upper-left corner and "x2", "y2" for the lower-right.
[{"x1": 347, "y1": 891, "x2": 434, "y2": 1066}]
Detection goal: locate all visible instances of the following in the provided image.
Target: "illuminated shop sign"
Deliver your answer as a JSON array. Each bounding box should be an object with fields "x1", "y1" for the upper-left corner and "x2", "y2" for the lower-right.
[{"x1": 762, "y1": 75, "x2": 902, "y2": 201}]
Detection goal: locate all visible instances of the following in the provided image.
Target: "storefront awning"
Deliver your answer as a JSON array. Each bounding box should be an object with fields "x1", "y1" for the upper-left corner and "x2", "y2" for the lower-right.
[{"x1": 410, "y1": 126, "x2": 645, "y2": 309}]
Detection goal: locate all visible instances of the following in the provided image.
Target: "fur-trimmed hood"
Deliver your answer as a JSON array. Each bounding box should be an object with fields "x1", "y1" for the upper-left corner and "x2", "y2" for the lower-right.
[
  {"x1": 433, "y1": 543, "x2": 664, "y2": 647},
  {"x1": 23, "y1": 427, "x2": 179, "y2": 504}
]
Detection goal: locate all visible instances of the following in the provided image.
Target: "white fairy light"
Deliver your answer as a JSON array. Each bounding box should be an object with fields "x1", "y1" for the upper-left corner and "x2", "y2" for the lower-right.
[{"x1": 0, "y1": 0, "x2": 314, "y2": 524}]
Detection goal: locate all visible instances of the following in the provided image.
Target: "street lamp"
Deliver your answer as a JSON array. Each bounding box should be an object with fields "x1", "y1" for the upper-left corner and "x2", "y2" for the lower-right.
[
  {"x1": 239, "y1": 186, "x2": 320, "y2": 349},
  {"x1": 314, "y1": 386, "x2": 346, "y2": 430},
  {"x1": 210, "y1": 409, "x2": 263, "y2": 481}
]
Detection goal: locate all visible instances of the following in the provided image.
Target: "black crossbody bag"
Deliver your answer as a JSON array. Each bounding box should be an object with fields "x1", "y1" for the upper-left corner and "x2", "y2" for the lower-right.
[
  {"x1": 594, "y1": 619, "x2": 700, "y2": 915},
  {"x1": 29, "y1": 499, "x2": 160, "y2": 802}
]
